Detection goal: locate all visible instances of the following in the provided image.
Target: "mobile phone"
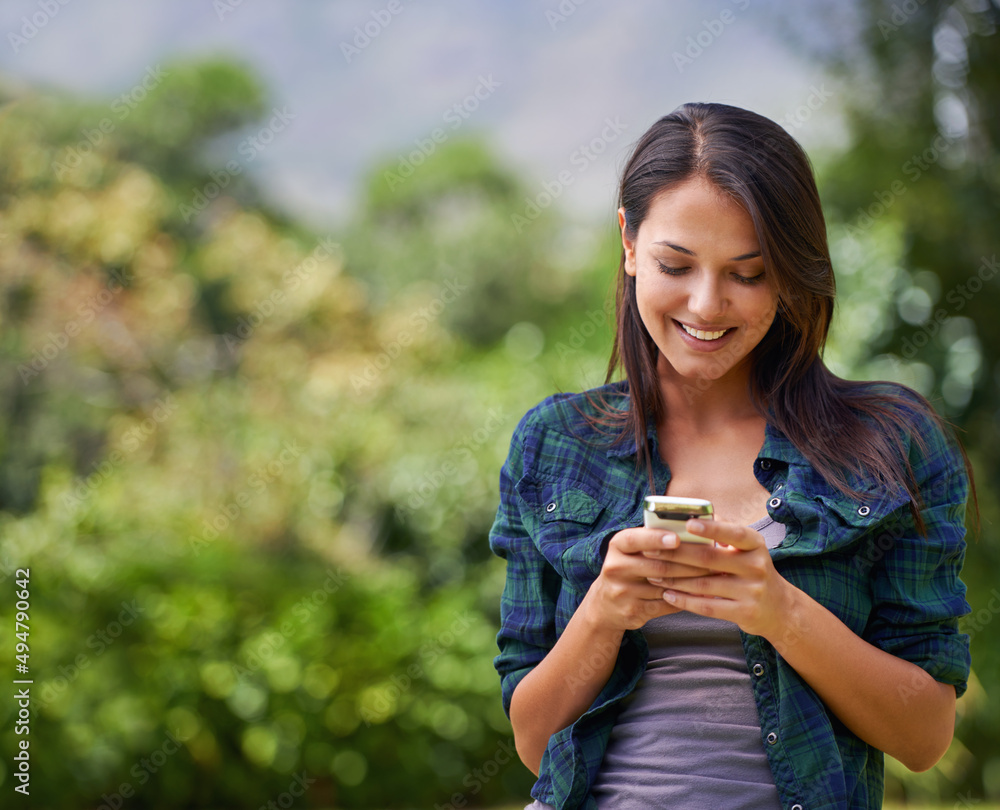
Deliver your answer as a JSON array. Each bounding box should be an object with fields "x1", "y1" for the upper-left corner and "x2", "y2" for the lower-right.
[{"x1": 643, "y1": 496, "x2": 714, "y2": 544}]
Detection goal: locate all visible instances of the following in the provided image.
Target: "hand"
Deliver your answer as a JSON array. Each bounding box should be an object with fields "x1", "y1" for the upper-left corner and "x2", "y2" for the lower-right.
[
  {"x1": 581, "y1": 527, "x2": 716, "y2": 632},
  {"x1": 648, "y1": 519, "x2": 795, "y2": 639}
]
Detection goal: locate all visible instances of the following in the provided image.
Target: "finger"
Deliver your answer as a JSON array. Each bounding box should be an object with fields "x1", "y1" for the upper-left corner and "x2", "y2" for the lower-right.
[
  {"x1": 684, "y1": 519, "x2": 762, "y2": 552},
  {"x1": 662, "y1": 588, "x2": 736, "y2": 620},
  {"x1": 642, "y1": 548, "x2": 715, "y2": 564},
  {"x1": 648, "y1": 601, "x2": 685, "y2": 619},
  {"x1": 633, "y1": 599, "x2": 685, "y2": 626},
  {"x1": 653, "y1": 541, "x2": 748, "y2": 576},
  {"x1": 638, "y1": 557, "x2": 715, "y2": 580},
  {"x1": 657, "y1": 573, "x2": 732, "y2": 598},
  {"x1": 613, "y1": 527, "x2": 681, "y2": 555},
  {"x1": 646, "y1": 562, "x2": 716, "y2": 583},
  {"x1": 611, "y1": 577, "x2": 678, "y2": 601}
]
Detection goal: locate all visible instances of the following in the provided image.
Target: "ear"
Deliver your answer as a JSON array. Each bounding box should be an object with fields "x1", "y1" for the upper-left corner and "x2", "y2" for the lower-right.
[{"x1": 618, "y1": 207, "x2": 637, "y2": 277}]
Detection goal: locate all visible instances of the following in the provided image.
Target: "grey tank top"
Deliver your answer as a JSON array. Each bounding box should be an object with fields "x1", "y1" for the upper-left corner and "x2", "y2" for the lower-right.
[{"x1": 525, "y1": 516, "x2": 785, "y2": 810}]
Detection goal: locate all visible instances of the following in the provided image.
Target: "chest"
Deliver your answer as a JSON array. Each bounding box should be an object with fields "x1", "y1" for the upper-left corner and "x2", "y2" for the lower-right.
[{"x1": 658, "y1": 423, "x2": 772, "y2": 525}]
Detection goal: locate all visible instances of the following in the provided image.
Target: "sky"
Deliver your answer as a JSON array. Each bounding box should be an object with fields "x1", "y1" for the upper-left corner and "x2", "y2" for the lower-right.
[{"x1": 0, "y1": 1, "x2": 854, "y2": 231}]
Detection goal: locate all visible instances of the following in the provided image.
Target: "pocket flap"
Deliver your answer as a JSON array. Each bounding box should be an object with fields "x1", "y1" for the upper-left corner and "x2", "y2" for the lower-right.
[
  {"x1": 516, "y1": 477, "x2": 604, "y2": 525},
  {"x1": 813, "y1": 486, "x2": 909, "y2": 529}
]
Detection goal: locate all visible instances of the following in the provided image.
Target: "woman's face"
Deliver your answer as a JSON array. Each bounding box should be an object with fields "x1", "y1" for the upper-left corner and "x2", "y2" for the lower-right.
[{"x1": 620, "y1": 176, "x2": 779, "y2": 389}]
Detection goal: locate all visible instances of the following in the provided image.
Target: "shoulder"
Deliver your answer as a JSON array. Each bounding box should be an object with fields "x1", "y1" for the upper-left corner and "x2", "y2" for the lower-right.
[
  {"x1": 512, "y1": 379, "x2": 630, "y2": 444},
  {"x1": 850, "y1": 379, "x2": 953, "y2": 447},
  {"x1": 848, "y1": 379, "x2": 966, "y2": 492},
  {"x1": 503, "y1": 380, "x2": 632, "y2": 480}
]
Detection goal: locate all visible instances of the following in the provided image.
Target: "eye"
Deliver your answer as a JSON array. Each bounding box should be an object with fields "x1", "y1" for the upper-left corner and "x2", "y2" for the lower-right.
[
  {"x1": 656, "y1": 260, "x2": 689, "y2": 276},
  {"x1": 733, "y1": 272, "x2": 766, "y2": 285}
]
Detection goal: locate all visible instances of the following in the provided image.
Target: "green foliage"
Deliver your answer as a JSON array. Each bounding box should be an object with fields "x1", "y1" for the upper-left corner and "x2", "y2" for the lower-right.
[
  {"x1": 800, "y1": 0, "x2": 1000, "y2": 801},
  {"x1": 348, "y1": 137, "x2": 609, "y2": 346},
  {"x1": 3, "y1": 19, "x2": 998, "y2": 804},
  {"x1": 0, "y1": 59, "x2": 558, "y2": 807}
]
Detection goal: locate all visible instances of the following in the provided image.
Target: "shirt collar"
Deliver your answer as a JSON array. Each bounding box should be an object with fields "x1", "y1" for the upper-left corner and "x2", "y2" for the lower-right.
[
  {"x1": 604, "y1": 404, "x2": 658, "y2": 459},
  {"x1": 602, "y1": 392, "x2": 804, "y2": 467},
  {"x1": 758, "y1": 422, "x2": 804, "y2": 465}
]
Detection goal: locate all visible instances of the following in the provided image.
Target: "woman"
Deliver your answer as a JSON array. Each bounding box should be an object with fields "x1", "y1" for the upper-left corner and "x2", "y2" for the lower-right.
[{"x1": 488, "y1": 103, "x2": 973, "y2": 809}]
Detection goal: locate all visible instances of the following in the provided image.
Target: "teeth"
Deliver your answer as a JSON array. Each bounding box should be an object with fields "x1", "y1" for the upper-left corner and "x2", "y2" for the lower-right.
[{"x1": 681, "y1": 323, "x2": 728, "y2": 341}]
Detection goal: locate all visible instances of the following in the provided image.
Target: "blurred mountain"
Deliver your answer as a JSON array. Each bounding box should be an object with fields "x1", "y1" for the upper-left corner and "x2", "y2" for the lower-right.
[{"x1": 0, "y1": 0, "x2": 844, "y2": 228}]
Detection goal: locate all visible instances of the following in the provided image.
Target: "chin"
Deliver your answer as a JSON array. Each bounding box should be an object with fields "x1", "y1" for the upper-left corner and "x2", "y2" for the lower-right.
[{"x1": 664, "y1": 361, "x2": 727, "y2": 383}]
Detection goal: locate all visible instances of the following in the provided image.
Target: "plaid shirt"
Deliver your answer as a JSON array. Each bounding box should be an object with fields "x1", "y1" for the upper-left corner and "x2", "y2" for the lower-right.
[{"x1": 489, "y1": 380, "x2": 971, "y2": 810}]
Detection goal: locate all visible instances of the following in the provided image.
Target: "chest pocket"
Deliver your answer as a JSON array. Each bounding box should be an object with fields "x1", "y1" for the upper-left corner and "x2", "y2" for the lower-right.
[
  {"x1": 774, "y1": 483, "x2": 910, "y2": 634},
  {"x1": 814, "y1": 488, "x2": 909, "y2": 545},
  {"x1": 773, "y1": 467, "x2": 909, "y2": 558},
  {"x1": 516, "y1": 477, "x2": 607, "y2": 589}
]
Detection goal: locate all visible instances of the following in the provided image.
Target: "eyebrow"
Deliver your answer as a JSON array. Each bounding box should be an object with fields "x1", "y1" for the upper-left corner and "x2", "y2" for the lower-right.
[{"x1": 653, "y1": 241, "x2": 762, "y2": 262}]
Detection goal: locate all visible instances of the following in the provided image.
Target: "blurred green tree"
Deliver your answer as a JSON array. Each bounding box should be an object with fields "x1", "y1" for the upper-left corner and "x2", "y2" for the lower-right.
[
  {"x1": 346, "y1": 136, "x2": 605, "y2": 347},
  {"x1": 784, "y1": 0, "x2": 1000, "y2": 801},
  {"x1": 0, "y1": 58, "x2": 559, "y2": 807}
]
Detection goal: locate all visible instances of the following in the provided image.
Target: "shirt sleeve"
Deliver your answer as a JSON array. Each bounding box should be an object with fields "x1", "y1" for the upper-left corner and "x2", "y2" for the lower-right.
[
  {"x1": 864, "y1": 409, "x2": 972, "y2": 697},
  {"x1": 488, "y1": 409, "x2": 560, "y2": 717}
]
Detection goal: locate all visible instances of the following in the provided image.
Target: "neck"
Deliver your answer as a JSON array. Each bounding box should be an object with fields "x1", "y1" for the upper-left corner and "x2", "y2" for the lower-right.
[{"x1": 656, "y1": 352, "x2": 760, "y2": 430}]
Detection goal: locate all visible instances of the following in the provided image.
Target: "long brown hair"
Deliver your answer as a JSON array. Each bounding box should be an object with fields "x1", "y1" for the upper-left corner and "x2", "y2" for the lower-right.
[{"x1": 583, "y1": 102, "x2": 976, "y2": 534}]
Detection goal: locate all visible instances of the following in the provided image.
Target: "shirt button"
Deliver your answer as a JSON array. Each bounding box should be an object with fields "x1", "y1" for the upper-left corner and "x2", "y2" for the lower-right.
[
  {"x1": 546, "y1": 502, "x2": 557, "y2": 513},
  {"x1": 759, "y1": 459, "x2": 772, "y2": 471},
  {"x1": 858, "y1": 505, "x2": 871, "y2": 516},
  {"x1": 768, "y1": 497, "x2": 781, "y2": 509},
  {"x1": 752, "y1": 663, "x2": 765, "y2": 676},
  {"x1": 791, "y1": 805, "x2": 803, "y2": 810},
  {"x1": 766, "y1": 731, "x2": 778, "y2": 745}
]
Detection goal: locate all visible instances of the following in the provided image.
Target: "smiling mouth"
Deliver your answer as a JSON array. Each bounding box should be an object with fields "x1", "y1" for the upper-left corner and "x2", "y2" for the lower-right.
[{"x1": 676, "y1": 321, "x2": 734, "y2": 341}]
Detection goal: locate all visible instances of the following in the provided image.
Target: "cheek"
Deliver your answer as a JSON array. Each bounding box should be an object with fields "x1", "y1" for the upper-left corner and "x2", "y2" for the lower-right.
[
  {"x1": 745, "y1": 294, "x2": 778, "y2": 334},
  {"x1": 635, "y1": 274, "x2": 675, "y2": 334},
  {"x1": 634, "y1": 297, "x2": 659, "y2": 336},
  {"x1": 636, "y1": 271, "x2": 681, "y2": 308},
  {"x1": 633, "y1": 275, "x2": 663, "y2": 320}
]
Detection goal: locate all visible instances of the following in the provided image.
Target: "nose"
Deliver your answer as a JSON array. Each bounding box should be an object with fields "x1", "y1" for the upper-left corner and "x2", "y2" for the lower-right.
[{"x1": 687, "y1": 271, "x2": 726, "y2": 322}]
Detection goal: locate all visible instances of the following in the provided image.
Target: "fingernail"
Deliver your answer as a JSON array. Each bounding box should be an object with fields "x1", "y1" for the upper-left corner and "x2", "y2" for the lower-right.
[
  {"x1": 648, "y1": 577, "x2": 664, "y2": 585},
  {"x1": 661, "y1": 533, "x2": 677, "y2": 547},
  {"x1": 663, "y1": 591, "x2": 678, "y2": 603},
  {"x1": 688, "y1": 520, "x2": 704, "y2": 533}
]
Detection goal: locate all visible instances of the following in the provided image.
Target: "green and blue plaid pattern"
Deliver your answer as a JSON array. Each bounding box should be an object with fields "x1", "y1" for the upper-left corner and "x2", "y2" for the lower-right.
[{"x1": 489, "y1": 380, "x2": 971, "y2": 810}]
